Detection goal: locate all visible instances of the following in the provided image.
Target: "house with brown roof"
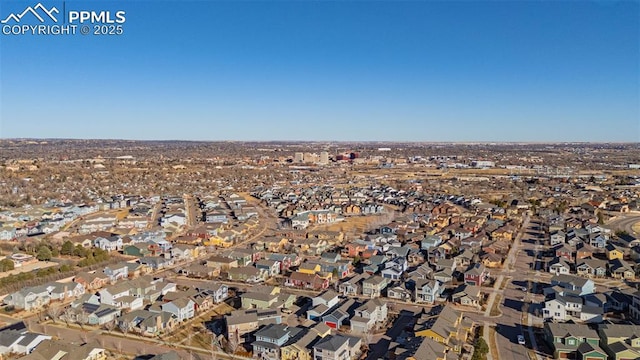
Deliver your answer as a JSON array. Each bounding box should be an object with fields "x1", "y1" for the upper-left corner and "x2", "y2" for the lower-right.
[
  {"x1": 74, "y1": 272, "x2": 110, "y2": 291},
  {"x1": 491, "y1": 225, "x2": 516, "y2": 241},
  {"x1": 286, "y1": 271, "x2": 329, "y2": 290}
]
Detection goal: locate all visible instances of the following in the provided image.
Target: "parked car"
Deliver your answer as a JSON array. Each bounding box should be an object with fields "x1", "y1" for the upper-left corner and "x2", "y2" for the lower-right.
[{"x1": 517, "y1": 335, "x2": 526, "y2": 345}]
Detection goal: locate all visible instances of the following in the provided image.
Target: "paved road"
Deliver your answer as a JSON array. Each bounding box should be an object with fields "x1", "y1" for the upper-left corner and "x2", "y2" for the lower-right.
[
  {"x1": 479, "y1": 215, "x2": 531, "y2": 360},
  {"x1": 148, "y1": 202, "x2": 162, "y2": 229},
  {"x1": 606, "y1": 214, "x2": 640, "y2": 236}
]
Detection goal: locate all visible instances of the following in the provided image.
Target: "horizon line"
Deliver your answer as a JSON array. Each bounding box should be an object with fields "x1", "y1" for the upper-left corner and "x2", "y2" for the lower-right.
[{"x1": 1, "y1": 137, "x2": 638, "y2": 145}]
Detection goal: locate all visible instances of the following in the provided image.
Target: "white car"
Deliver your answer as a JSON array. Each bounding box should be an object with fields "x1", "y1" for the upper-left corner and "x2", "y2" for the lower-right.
[{"x1": 517, "y1": 335, "x2": 526, "y2": 345}]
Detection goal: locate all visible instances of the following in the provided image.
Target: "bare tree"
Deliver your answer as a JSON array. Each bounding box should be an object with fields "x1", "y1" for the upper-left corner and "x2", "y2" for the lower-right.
[
  {"x1": 118, "y1": 321, "x2": 130, "y2": 336},
  {"x1": 226, "y1": 330, "x2": 239, "y2": 357},
  {"x1": 46, "y1": 305, "x2": 62, "y2": 324},
  {"x1": 104, "y1": 320, "x2": 116, "y2": 333},
  {"x1": 76, "y1": 309, "x2": 89, "y2": 331},
  {"x1": 59, "y1": 309, "x2": 73, "y2": 326},
  {"x1": 361, "y1": 330, "x2": 373, "y2": 349}
]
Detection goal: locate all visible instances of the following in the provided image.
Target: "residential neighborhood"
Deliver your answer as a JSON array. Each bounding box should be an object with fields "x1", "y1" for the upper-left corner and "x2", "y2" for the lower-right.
[{"x1": 0, "y1": 140, "x2": 638, "y2": 360}]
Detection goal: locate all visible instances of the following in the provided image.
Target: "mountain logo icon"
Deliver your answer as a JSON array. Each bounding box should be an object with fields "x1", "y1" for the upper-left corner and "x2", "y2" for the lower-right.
[{"x1": 1, "y1": 3, "x2": 59, "y2": 24}]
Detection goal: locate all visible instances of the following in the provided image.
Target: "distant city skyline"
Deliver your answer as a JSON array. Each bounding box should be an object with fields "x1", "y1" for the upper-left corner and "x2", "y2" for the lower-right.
[{"x1": 1, "y1": 1, "x2": 638, "y2": 142}]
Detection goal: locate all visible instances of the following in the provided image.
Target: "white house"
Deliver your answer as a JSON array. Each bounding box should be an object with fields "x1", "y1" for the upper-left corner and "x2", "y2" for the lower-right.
[
  {"x1": 93, "y1": 235, "x2": 123, "y2": 251},
  {"x1": 99, "y1": 283, "x2": 131, "y2": 306},
  {"x1": 161, "y1": 298, "x2": 195, "y2": 322},
  {"x1": 543, "y1": 293, "x2": 582, "y2": 322}
]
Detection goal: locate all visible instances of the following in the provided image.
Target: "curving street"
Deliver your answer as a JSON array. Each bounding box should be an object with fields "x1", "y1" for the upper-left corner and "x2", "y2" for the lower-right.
[{"x1": 606, "y1": 214, "x2": 640, "y2": 236}]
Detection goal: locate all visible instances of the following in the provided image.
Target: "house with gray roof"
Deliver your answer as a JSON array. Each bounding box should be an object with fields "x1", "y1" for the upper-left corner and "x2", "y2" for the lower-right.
[
  {"x1": 362, "y1": 276, "x2": 388, "y2": 298},
  {"x1": 0, "y1": 324, "x2": 50, "y2": 356},
  {"x1": 597, "y1": 323, "x2": 640, "y2": 360},
  {"x1": 313, "y1": 334, "x2": 362, "y2": 360},
  {"x1": 3, "y1": 286, "x2": 50, "y2": 311},
  {"x1": 99, "y1": 282, "x2": 131, "y2": 307},
  {"x1": 544, "y1": 322, "x2": 606, "y2": 360},
  {"x1": 161, "y1": 297, "x2": 195, "y2": 322},
  {"x1": 550, "y1": 274, "x2": 595, "y2": 296},
  {"x1": 19, "y1": 339, "x2": 106, "y2": 360},
  {"x1": 252, "y1": 324, "x2": 304, "y2": 360}
]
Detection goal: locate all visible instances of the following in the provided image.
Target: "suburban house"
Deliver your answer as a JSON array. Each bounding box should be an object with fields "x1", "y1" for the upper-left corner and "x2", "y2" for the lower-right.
[
  {"x1": 400, "y1": 337, "x2": 448, "y2": 360},
  {"x1": 93, "y1": 235, "x2": 123, "y2": 251},
  {"x1": 597, "y1": 324, "x2": 640, "y2": 360},
  {"x1": 387, "y1": 284, "x2": 413, "y2": 302},
  {"x1": 414, "y1": 305, "x2": 472, "y2": 354},
  {"x1": 75, "y1": 271, "x2": 110, "y2": 290},
  {"x1": 576, "y1": 259, "x2": 607, "y2": 278},
  {"x1": 117, "y1": 309, "x2": 177, "y2": 337},
  {"x1": 362, "y1": 276, "x2": 388, "y2": 298},
  {"x1": 3, "y1": 286, "x2": 50, "y2": 311},
  {"x1": 338, "y1": 274, "x2": 366, "y2": 297},
  {"x1": 226, "y1": 309, "x2": 283, "y2": 343},
  {"x1": 313, "y1": 290, "x2": 341, "y2": 309},
  {"x1": 103, "y1": 263, "x2": 129, "y2": 282},
  {"x1": 313, "y1": 334, "x2": 362, "y2": 360},
  {"x1": 544, "y1": 322, "x2": 607, "y2": 360},
  {"x1": 98, "y1": 283, "x2": 131, "y2": 307},
  {"x1": 381, "y1": 257, "x2": 408, "y2": 280},
  {"x1": 605, "y1": 244, "x2": 625, "y2": 261},
  {"x1": 85, "y1": 303, "x2": 122, "y2": 325},
  {"x1": 160, "y1": 298, "x2": 195, "y2": 322},
  {"x1": 543, "y1": 292, "x2": 584, "y2": 322},
  {"x1": 46, "y1": 281, "x2": 85, "y2": 302},
  {"x1": 252, "y1": 324, "x2": 304, "y2": 360},
  {"x1": 0, "y1": 322, "x2": 51, "y2": 356},
  {"x1": 227, "y1": 266, "x2": 265, "y2": 283},
  {"x1": 204, "y1": 283, "x2": 229, "y2": 304},
  {"x1": 550, "y1": 275, "x2": 595, "y2": 296},
  {"x1": 550, "y1": 231, "x2": 566, "y2": 246},
  {"x1": 464, "y1": 263, "x2": 489, "y2": 286},
  {"x1": 322, "y1": 308, "x2": 349, "y2": 330},
  {"x1": 350, "y1": 299, "x2": 388, "y2": 334},
  {"x1": 414, "y1": 279, "x2": 443, "y2": 304},
  {"x1": 206, "y1": 256, "x2": 238, "y2": 271},
  {"x1": 255, "y1": 259, "x2": 281, "y2": 277},
  {"x1": 548, "y1": 257, "x2": 572, "y2": 276},
  {"x1": 554, "y1": 244, "x2": 574, "y2": 262},
  {"x1": 139, "y1": 256, "x2": 173, "y2": 270},
  {"x1": 286, "y1": 271, "x2": 329, "y2": 290},
  {"x1": 609, "y1": 259, "x2": 636, "y2": 280},
  {"x1": 241, "y1": 289, "x2": 280, "y2": 310},
  {"x1": 451, "y1": 285, "x2": 482, "y2": 309},
  {"x1": 19, "y1": 339, "x2": 106, "y2": 360}
]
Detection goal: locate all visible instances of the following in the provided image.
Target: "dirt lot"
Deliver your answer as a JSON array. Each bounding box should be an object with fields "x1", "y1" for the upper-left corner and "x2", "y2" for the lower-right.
[
  {"x1": 0, "y1": 260, "x2": 59, "y2": 279},
  {"x1": 316, "y1": 214, "x2": 394, "y2": 236}
]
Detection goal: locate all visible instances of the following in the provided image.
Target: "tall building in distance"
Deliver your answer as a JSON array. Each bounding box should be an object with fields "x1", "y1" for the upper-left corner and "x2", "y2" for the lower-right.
[
  {"x1": 320, "y1": 151, "x2": 329, "y2": 165},
  {"x1": 305, "y1": 153, "x2": 320, "y2": 164},
  {"x1": 294, "y1": 152, "x2": 304, "y2": 163}
]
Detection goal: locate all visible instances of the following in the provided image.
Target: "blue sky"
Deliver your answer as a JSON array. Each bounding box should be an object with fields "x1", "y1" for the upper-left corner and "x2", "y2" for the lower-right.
[{"x1": 1, "y1": 0, "x2": 638, "y2": 142}]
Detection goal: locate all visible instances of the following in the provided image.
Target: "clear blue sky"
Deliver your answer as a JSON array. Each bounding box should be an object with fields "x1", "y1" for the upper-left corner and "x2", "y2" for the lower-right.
[{"x1": 1, "y1": 0, "x2": 638, "y2": 142}]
